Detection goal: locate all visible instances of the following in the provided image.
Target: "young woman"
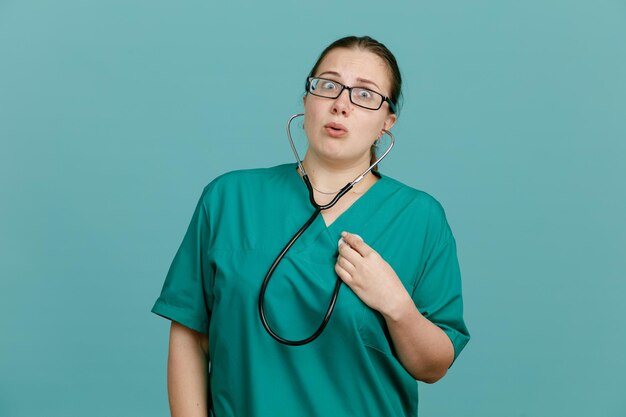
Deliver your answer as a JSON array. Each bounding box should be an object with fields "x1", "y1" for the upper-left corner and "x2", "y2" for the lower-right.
[{"x1": 152, "y1": 35, "x2": 470, "y2": 417}]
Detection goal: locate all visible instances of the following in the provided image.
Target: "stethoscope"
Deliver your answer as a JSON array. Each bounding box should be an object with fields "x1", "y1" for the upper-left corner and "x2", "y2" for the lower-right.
[{"x1": 258, "y1": 113, "x2": 395, "y2": 345}]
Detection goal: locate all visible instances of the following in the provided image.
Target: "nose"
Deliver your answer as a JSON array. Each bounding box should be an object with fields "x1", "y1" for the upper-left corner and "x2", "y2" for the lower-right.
[{"x1": 331, "y1": 88, "x2": 352, "y2": 116}]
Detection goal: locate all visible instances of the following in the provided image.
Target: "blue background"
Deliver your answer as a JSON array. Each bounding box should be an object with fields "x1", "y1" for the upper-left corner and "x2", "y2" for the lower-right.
[{"x1": 1, "y1": 0, "x2": 625, "y2": 416}]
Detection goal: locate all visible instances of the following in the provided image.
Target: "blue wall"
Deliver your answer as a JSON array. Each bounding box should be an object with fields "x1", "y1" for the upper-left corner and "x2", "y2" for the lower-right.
[{"x1": 1, "y1": 1, "x2": 625, "y2": 416}]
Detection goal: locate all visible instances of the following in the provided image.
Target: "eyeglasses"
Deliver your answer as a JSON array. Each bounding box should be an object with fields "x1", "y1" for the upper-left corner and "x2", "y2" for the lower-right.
[{"x1": 306, "y1": 77, "x2": 397, "y2": 113}]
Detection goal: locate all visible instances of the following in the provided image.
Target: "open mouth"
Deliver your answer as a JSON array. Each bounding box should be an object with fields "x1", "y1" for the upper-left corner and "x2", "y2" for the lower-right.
[{"x1": 324, "y1": 122, "x2": 348, "y2": 136}]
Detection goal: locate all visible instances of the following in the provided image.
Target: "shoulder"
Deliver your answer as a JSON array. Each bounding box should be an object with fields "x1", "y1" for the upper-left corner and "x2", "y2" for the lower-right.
[
  {"x1": 380, "y1": 173, "x2": 454, "y2": 246},
  {"x1": 201, "y1": 163, "x2": 294, "y2": 193},
  {"x1": 208, "y1": 163, "x2": 293, "y2": 186},
  {"x1": 381, "y1": 174, "x2": 448, "y2": 220},
  {"x1": 196, "y1": 164, "x2": 296, "y2": 209}
]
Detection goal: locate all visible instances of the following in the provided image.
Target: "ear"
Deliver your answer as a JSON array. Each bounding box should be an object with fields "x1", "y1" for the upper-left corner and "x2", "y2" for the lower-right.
[{"x1": 383, "y1": 112, "x2": 397, "y2": 131}]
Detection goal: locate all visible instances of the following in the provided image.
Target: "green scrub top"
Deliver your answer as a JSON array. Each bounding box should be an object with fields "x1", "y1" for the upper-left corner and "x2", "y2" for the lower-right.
[{"x1": 151, "y1": 163, "x2": 470, "y2": 417}]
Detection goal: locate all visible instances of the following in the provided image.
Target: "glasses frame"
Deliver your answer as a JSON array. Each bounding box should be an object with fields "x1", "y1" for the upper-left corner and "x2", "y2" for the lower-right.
[{"x1": 306, "y1": 76, "x2": 397, "y2": 113}]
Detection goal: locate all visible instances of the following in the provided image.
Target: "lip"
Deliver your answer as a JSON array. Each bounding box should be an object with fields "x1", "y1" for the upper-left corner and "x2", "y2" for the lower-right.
[{"x1": 324, "y1": 122, "x2": 348, "y2": 138}]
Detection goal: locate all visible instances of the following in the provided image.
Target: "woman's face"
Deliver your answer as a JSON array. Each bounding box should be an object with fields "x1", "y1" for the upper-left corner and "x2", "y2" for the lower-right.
[{"x1": 303, "y1": 47, "x2": 397, "y2": 168}]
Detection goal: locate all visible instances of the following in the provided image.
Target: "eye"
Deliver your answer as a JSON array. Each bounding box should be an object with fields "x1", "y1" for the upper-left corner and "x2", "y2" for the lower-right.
[
  {"x1": 322, "y1": 80, "x2": 337, "y2": 90},
  {"x1": 356, "y1": 88, "x2": 373, "y2": 100}
]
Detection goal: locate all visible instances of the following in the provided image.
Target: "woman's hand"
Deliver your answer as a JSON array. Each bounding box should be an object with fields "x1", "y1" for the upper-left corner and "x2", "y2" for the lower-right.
[
  {"x1": 334, "y1": 231, "x2": 411, "y2": 318},
  {"x1": 335, "y1": 231, "x2": 455, "y2": 383}
]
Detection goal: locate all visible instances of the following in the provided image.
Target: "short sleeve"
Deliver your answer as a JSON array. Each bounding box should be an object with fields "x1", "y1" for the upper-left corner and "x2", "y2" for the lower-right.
[
  {"x1": 411, "y1": 204, "x2": 470, "y2": 368},
  {"x1": 151, "y1": 186, "x2": 213, "y2": 334}
]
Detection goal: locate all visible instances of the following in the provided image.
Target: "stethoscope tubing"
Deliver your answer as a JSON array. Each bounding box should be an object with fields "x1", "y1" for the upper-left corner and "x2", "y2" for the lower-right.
[
  {"x1": 258, "y1": 113, "x2": 395, "y2": 345},
  {"x1": 257, "y1": 207, "x2": 343, "y2": 345}
]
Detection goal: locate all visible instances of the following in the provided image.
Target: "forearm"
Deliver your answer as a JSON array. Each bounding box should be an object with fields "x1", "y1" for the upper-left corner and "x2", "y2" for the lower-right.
[
  {"x1": 382, "y1": 293, "x2": 454, "y2": 384},
  {"x1": 334, "y1": 232, "x2": 456, "y2": 383},
  {"x1": 168, "y1": 321, "x2": 210, "y2": 417}
]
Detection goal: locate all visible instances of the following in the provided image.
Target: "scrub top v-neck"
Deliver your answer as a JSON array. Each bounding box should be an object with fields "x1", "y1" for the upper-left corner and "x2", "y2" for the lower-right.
[{"x1": 151, "y1": 163, "x2": 470, "y2": 417}]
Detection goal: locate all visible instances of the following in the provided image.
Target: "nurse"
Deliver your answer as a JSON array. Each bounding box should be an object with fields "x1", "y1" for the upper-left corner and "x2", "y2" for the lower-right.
[{"x1": 152, "y1": 35, "x2": 470, "y2": 417}]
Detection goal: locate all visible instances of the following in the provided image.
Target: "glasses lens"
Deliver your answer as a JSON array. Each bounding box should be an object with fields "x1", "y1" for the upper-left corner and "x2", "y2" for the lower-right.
[
  {"x1": 350, "y1": 88, "x2": 383, "y2": 110},
  {"x1": 309, "y1": 78, "x2": 341, "y2": 98},
  {"x1": 308, "y1": 77, "x2": 387, "y2": 110}
]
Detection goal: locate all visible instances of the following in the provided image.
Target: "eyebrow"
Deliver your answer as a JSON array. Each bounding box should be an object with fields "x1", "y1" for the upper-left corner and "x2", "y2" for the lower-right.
[{"x1": 316, "y1": 71, "x2": 382, "y2": 91}]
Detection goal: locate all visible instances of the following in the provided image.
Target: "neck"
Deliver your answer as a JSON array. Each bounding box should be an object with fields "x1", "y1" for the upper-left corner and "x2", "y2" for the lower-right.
[{"x1": 300, "y1": 152, "x2": 376, "y2": 193}]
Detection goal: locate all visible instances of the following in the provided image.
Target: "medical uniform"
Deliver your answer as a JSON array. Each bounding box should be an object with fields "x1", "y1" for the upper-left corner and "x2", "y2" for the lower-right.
[{"x1": 151, "y1": 163, "x2": 470, "y2": 417}]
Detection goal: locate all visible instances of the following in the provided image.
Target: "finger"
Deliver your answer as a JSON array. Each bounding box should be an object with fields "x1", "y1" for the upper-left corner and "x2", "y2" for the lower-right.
[
  {"x1": 334, "y1": 263, "x2": 353, "y2": 284},
  {"x1": 338, "y1": 241, "x2": 363, "y2": 264},
  {"x1": 336, "y1": 253, "x2": 356, "y2": 274},
  {"x1": 341, "y1": 231, "x2": 373, "y2": 257}
]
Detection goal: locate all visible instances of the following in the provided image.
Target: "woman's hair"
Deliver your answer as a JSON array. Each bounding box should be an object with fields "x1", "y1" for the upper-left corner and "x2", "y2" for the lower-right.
[{"x1": 305, "y1": 35, "x2": 402, "y2": 171}]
